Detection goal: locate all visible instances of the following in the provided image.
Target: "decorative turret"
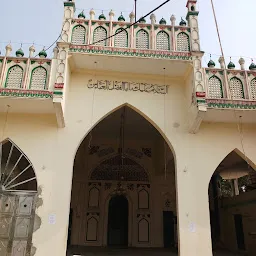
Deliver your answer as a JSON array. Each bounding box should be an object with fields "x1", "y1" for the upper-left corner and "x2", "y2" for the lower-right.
[
  {"x1": 239, "y1": 58, "x2": 245, "y2": 70},
  {"x1": 99, "y1": 12, "x2": 106, "y2": 20},
  {"x1": 139, "y1": 16, "x2": 146, "y2": 23},
  {"x1": 39, "y1": 48, "x2": 47, "y2": 58},
  {"x1": 90, "y1": 9, "x2": 95, "y2": 20},
  {"x1": 150, "y1": 14, "x2": 156, "y2": 25},
  {"x1": 5, "y1": 44, "x2": 12, "y2": 57},
  {"x1": 159, "y1": 17, "x2": 166, "y2": 25},
  {"x1": 249, "y1": 60, "x2": 256, "y2": 71},
  {"x1": 179, "y1": 18, "x2": 186, "y2": 26},
  {"x1": 16, "y1": 48, "x2": 24, "y2": 57},
  {"x1": 109, "y1": 10, "x2": 115, "y2": 21},
  {"x1": 227, "y1": 59, "x2": 235, "y2": 69},
  {"x1": 218, "y1": 57, "x2": 225, "y2": 69},
  {"x1": 208, "y1": 58, "x2": 215, "y2": 68},
  {"x1": 129, "y1": 11, "x2": 135, "y2": 23},
  {"x1": 118, "y1": 13, "x2": 125, "y2": 22},
  {"x1": 170, "y1": 15, "x2": 176, "y2": 26},
  {"x1": 78, "y1": 10, "x2": 85, "y2": 19},
  {"x1": 29, "y1": 45, "x2": 35, "y2": 58}
]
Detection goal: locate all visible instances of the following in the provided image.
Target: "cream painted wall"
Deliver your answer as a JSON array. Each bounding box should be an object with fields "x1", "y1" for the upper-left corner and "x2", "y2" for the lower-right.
[{"x1": 1, "y1": 67, "x2": 256, "y2": 256}]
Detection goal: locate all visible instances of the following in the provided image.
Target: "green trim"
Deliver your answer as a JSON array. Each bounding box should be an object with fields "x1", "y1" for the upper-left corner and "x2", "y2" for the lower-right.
[
  {"x1": 230, "y1": 77, "x2": 245, "y2": 99},
  {"x1": 31, "y1": 61, "x2": 36, "y2": 65},
  {"x1": 209, "y1": 75, "x2": 223, "y2": 98},
  {"x1": 106, "y1": 23, "x2": 110, "y2": 27},
  {"x1": 5, "y1": 65, "x2": 24, "y2": 88},
  {"x1": 114, "y1": 28, "x2": 128, "y2": 47},
  {"x1": 197, "y1": 99, "x2": 206, "y2": 103},
  {"x1": 156, "y1": 30, "x2": 170, "y2": 50},
  {"x1": 207, "y1": 102, "x2": 256, "y2": 109},
  {"x1": 64, "y1": 2, "x2": 75, "y2": 7},
  {"x1": 93, "y1": 26, "x2": 107, "y2": 46},
  {"x1": 134, "y1": 25, "x2": 138, "y2": 29},
  {"x1": 71, "y1": 24, "x2": 86, "y2": 44},
  {"x1": 29, "y1": 66, "x2": 47, "y2": 90},
  {"x1": 69, "y1": 46, "x2": 193, "y2": 60},
  {"x1": 0, "y1": 59, "x2": 3, "y2": 63},
  {"x1": 0, "y1": 88, "x2": 53, "y2": 99},
  {"x1": 7, "y1": 60, "x2": 12, "y2": 64},
  {"x1": 186, "y1": 11, "x2": 199, "y2": 20},
  {"x1": 53, "y1": 91, "x2": 63, "y2": 95},
  {"x1": 136, "y1": 29, "x2": 149, "y2": 49},
  {"x1": 146, "y1": 26, "x2": 151, "y2": 30},
  {"x1": 92, "y1": 21, "x2": 96, "y2": 26}
]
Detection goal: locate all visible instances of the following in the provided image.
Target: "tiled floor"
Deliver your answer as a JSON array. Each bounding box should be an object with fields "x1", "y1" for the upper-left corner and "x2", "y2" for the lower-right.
[{"x1": 67, "y1": 246, "x2": 242, "y2": 256}]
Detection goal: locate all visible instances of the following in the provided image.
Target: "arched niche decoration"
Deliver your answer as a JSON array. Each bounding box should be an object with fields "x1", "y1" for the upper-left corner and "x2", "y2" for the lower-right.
[
  {"x1": 0, "y1": 138, "x2": 38, "y2": 255},
  {"x1": 138, "y1": 217, "x2": 150, "y2": 243},
  {"x1": 88, "y1": 186, "x2": 100, "y2": 208},
  {"x1": 5, "y1": 65, "x2": 24, "y2": 89},
  {"x1": 114, "y1": 28, "x2": 128, "y2": 48},
  {"x1": 86, "y1": 216, "x2": 98, "y2": 241},
  {"x1": 138, "y1": 186, "x2": 149, "y2": 209},
  {"x1": 30, "y1": 66, "x2": 47, "y2": 90},
  {"x1": 90, "y1": 154, "x2": 149, "y2": 182}
]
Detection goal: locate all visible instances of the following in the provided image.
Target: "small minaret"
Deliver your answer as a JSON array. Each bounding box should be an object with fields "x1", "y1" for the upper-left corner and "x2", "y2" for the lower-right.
[
  {"x1": 109, "y1": 9, "x2": 115, "y2": 21},
  {"x1": 5, "y1": 43, "x2": 12, "y2": 57},
  {"x1": 186, "y1": 0, "x2": 200, "y2": 52},
  {"x1": 239, "y1": 58, "x2": 245, "y2": 70},
  {"x1": 90, "y1": 9, "x2": 95, "y2": 20},
  {"x1": 150, "y1": 13, "x2": 156, "y2": 25},
  {"x1": 129, "y1": 11, "x2": 135, "y2": 23},
  {"x1": 170, "y1": 15, "x2": 176, "y2": 26},
  {"x1": 62, "y1": 0, "x2": 76, "y2": 43},
  {"x1": 29, "y1": 45, "x2": 35, "y2": 58}
]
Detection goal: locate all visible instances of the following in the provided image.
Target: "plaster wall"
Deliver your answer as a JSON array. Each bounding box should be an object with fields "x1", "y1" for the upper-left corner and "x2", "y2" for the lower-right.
[{"x1": 1, "y1": 68, "x2": 256, "y2": 256}]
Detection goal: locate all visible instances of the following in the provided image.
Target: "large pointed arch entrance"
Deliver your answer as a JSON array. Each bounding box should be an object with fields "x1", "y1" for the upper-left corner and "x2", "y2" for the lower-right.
[
  {"x1": 0, "y1": 139, "x2": 38, "y2": 255},
  {"x1": 208, "y1": 149, "x2": 256, "y2": 255},
  {"x1": 67, "y1": 106, "x2": 178, "y2": 255}
]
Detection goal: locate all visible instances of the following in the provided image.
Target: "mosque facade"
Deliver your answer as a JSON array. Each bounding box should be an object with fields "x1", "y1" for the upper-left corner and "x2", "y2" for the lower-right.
[{"x1": 0, "y1": 0, "x2": 256, "y2": 255}]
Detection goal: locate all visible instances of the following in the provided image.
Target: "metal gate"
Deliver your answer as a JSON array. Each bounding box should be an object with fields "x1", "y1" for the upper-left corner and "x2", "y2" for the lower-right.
[
  {"x1": 0, "y1": 139, "x2": 38, "y2": 256},
  {"x1": 0, "y1": 191, "x2": 36, "y2": 255}
]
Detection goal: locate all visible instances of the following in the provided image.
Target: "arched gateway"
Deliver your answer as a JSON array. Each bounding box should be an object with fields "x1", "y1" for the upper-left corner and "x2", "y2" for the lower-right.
[
  {"x1": 0, "y1": 139, "x2": 37, "y2": 255},
  {"x1": 67, "y1": 106, "x2": 178, "y2": 254}
]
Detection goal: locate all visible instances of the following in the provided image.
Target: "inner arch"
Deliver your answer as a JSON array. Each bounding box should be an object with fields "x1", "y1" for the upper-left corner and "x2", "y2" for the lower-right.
[{"x1": 67, "y1": 106, "x2": 178, "y2": 253}]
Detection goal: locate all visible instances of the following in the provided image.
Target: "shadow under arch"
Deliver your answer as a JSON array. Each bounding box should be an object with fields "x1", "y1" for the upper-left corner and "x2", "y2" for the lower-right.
[
  {"x1": 88, "y1": 153, "x2": 151, "y2": 183},
  {"x1": 68, "y1": 103, "x2": 179, "y2": 252},
  {"x1": 208, "y1": 148, "x2": 256, "y2": 254},
  {"x1": 207, "y1": 147, "x2": 256, "y2": 187},
  {"x1": 0, "y1": 137, "x2": 38, "y2": 192},
  {"x1": 73, "y1": 103, "x2": 177, "y2": 165}
]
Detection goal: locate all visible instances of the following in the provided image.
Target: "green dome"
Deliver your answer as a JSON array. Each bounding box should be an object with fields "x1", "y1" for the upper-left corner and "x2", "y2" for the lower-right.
[
  {"x1": 16, "y1": 48, "x2": 24, "y2": 57},
  {"x1": 179, "y1": 18, "x2": 186, "y2": 26},
  {"x1": 78, "y1": 11, "x2": 85, "y2": 19},
  {"x1": 159, "y1": 18, "x2": 166, "y2": 25},
  {"x1": 39, "y1": 49, "x2": 47, "y2": 58},
  {"x1": 118, "y1": 14, "x2": 125, "y2": 21},
  {"x1": 208, "y1": 59, "x2": 215, "y2": 68},
  {"x1": 99, "y1": 13, "x2": 106, "y2": 20},
  {"x1": 139, "y1": 17, "x2": 146, "y2": 23},
  {"x1": 228, "y1": 61, "x2": 235, "y2": 69},
  {"x1": 249, "y1": 62, "x2": 256, "y2": 70}
]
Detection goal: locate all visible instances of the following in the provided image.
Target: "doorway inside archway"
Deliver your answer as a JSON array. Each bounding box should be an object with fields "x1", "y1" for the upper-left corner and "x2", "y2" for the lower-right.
[
  {"x1": 208, "y1": 150, "x2": 256, "y2": 255},
  {"x1": 108, "y1": 195, "x2": 128, "y2": 246},
  {"x1": 67, "y1": 106, "x2": 178, "y2": 255}
]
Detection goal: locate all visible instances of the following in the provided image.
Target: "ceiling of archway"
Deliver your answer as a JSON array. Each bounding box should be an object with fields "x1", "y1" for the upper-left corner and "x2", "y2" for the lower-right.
[{"x1": 91, "y1": 107, "x2": 163, "y2": 141}]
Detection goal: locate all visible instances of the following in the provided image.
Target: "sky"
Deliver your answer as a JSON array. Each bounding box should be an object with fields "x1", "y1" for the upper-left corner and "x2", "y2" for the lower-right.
[{"x1": 0, "y1": 0, "x2": 255, "y2": 68}]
